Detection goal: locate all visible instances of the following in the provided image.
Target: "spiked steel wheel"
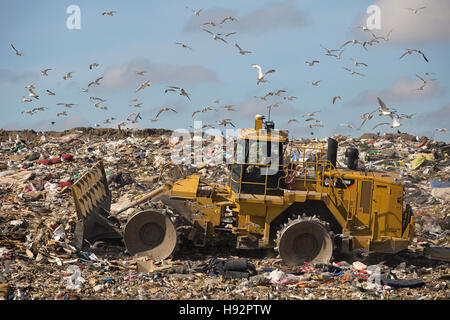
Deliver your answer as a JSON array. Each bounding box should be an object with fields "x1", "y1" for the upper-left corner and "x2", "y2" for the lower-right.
[{"x1": 276, "y1": 215, "x2": 333, "y2": 266}]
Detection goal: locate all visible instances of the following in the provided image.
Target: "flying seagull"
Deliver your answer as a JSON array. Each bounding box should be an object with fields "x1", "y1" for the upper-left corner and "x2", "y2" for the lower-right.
[
  {"x1": 399, "y1": 113, "x2": 417, "y2": 119},
  {"x1": 370, "y1": 29, "x2": 393, "y2": 42},
  {"x1": 136, "y1": 80, "x2": 151, "y2": 92},
  {"x1": 192, "y1": 110, "x2": 201, "y2": 118},
  {"x1": 90, "y1": 96, "x2": 106, "y2": 102},
  {"x1": 362, "y1": 39, "x2": 379, "y2": 50},
  {"x1": 218, "y1": 32, "x2": 237, "y2": 37},
  {"x1": 332, "y1": 96, "x2": 342, "y2": 104},
  {"x1": 302, "y1": 111, "x2": 319, "y2": 118},
  {"x1": 406, "y1": 7, "x2": 426, "y2": 14},
  {"x1": 235, "y1": 43, "x2": 251, "y2": 55},
  {"x1": 334, "y1": 50, "x2": 345, "y2": 60},
  {"x1": 57, "y1": 103, "x2": 77, "y2": 108},
  {"x1": 306, "y1": 60, "x2": 320, "y2": 67},
  {"x1": 155, "y1": 107, "x2": 177, "y2": 119},
  {"x1": 202, "y1": 106, "x2": 215, "y2": 113},
  {"x1": 358, "y1": 109, "x2": 378, "y2": 130},
  {"x1": 92, "y1": 101, "x2": 106, "y2": 108},
  {"x1": 89, "y1": 63, "x2": 99, "y2": 70},
  {"x1": 223, "y1": 105, "x2": 236, "y2": 111},
  {"x1": 415, "y1": 83, "x2": 427, "y2": 91},
  {"x1": 175, "y1": 42, "x2": 193, "y2": 50},
  {"x1": 10, "y1": 44, "x2": 23, "y2": 56},
  {"x1": 220, "y1": 16, "x2": 239, "y2": 24},
  {"x1": 389, "y1": 113, "x2": 402, "y2": 128},
  {"x1": 416, "y1": 74, "x2": 436, "y2": 84},
  {"x1": 41, "y1": 69, "x2": 52, "y2": 76},
  {"x1": 340, "y1": 123, "x2": 354, "y2": 129},
  {"x1": 63, "y1": 72, "x2": 73, "y2": 80},
  {"x1": 343, "y1": 67, "x2": 364, "y2": 76},
  {"x1": 400, "y1": 49, "x2": 429, "y2": 62},
  {"x1": 340, "y1": 39, "x2": 364, "y2": 49},
  {"x1": 22, "y1": 96, "x2": 32, "y2": 103},
  {"x1": 202, "y1": 29, "x2": 228, "y2": 43},
  {"x1": 202, "y1": 21, "x2": 217, "y2": 27},
  {"x1": 251, "y1": 64, "x2": 275, "y2": 85},
  {"x1": 46, "y1": 89, "x2": 56, "y2": 96},
  {"x1": 28, "y1": 89, "x2": 39, "y2": 100},
  {"x1": 274, "y1": 89, "x2": 286, "y2": 96},
  {"x1": 165, "y1": 86, "x2": 191, "y2": 100},
  {"x1": 88, "y1": 77, "x2": 103, "y2": 87},
  {"x1": 372, "y1": 122, "x2": 389, "y2": 130},
  {"x1": 350, "y1": 58, "x2": 368, "y2": 67},
  {"x1": 312, "y1": 80, "x2": 321, "y2": 86},
  {"x1": 127, "y1": 112, "x2": 142, "y2": 122},
  {"x1": 309, "y1": 122, "x2": 324, "y2": 129},
  {"x1": 136, "y1": 71, "x2": 146, "y2": 76},
  {"x1": 102, "y1": 11, "x2": 116, "y2": 16},
  {"x1": 216, "y1": 119, "x2": 235, "y2": 128},
  {"x1": 188, "y1": 8, "x2": 202, "y2": 16},
  {"x1": 377, "y1": 97, "x2": 393, "y2": 116},
  {"x1": 22, "y1": 107, "x2": 46, "y2": 115},
  {"x1": 320, "y1": 44, "x2": 339, "y2": 56},
  {"x1": 353, "y1": 25, "x2": 371, "y2": 32}
]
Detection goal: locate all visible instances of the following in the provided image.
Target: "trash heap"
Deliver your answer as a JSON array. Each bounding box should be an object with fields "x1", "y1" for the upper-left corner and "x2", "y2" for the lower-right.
[{"x1": 0, "y1": 128, "x2": 448, "y2": 300}]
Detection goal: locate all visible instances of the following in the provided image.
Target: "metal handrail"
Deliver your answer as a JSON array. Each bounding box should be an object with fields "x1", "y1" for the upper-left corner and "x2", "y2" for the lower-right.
[{"x1": 230, "y1": 146, "x2": 356, "y2": 219}]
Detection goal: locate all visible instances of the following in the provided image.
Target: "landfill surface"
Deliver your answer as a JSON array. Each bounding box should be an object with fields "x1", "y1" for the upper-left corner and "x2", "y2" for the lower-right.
[{"x1": 0, "y1": 128, "x2": 449, "y2": 300}]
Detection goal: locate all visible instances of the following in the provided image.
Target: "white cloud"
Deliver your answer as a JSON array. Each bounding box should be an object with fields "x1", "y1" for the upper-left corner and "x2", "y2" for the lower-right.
[
  {"x1": 0, "y1": 69, "x2": 39, "y2": 85},
  {"x1": 413, "y1": 104, "x2": 450, "y2": 141},
  {"x1": 183, "y1": 2, "x2": 306, "y2": 35},
  {"x1": 99, "y1": 58, "x2": 218, "y2": 91},
  {"x1": 356, "y1": 0, "x2": 450, "y2": 44},
  {"x1": 415, "y1": 103, "x2": 450, "y2": 127},
  {"x1": 348, "y1": 77, "x2": 444, "y2": 107}
]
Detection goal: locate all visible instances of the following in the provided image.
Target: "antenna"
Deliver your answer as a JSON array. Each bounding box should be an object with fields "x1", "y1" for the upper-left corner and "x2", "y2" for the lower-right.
[{"x1": 267, "y1": 105, "x2": 272, "y2": 122}]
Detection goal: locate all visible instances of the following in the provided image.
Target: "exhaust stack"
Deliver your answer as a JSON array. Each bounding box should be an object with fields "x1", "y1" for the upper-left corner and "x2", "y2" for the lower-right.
[{"x1": 327, "y1": 138, "x2": 338, "y2": 169}]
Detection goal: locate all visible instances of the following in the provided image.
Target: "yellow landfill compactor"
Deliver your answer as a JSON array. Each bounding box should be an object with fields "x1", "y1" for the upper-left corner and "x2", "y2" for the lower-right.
[{"x1": 72, "y1": 115, "x2": 415, "y2": 265}]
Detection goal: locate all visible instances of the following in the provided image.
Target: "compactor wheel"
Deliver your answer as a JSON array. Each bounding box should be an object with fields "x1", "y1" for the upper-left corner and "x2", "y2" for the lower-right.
[
  {"x1": 123, "y1": 209, "x2": 177, "y2": 260},
  {"x1": 275, "y1": 215, "x2": 333, "y2": 266}
]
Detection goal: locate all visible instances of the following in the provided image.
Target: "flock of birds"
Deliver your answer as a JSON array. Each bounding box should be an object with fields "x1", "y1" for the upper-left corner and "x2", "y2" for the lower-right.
[
  {"x1": 10, "y1": 5, "x2": 447, "y2": 136},
  {"x1": 278, "y1": 5, "x2": 445, "y2": 134},
  {"x1": 12, "y1": 8, "x2": 251, "y2": 130}
]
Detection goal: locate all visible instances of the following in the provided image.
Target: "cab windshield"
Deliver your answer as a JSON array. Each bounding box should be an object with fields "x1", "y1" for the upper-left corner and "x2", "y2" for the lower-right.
[{"x1": 234, "y1": 139, "x2": 281, "y2": 165}]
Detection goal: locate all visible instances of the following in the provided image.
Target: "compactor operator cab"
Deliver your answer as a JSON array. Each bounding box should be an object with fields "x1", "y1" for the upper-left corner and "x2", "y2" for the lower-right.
[{"x1": 229, "y1": 115, "x2": 288, "y2": 196}]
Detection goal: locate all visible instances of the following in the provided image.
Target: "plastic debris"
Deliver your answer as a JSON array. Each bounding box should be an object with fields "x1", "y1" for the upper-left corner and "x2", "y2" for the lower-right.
[{"x1": 0, "y1": 129, "x2": 448, "y2": 300}]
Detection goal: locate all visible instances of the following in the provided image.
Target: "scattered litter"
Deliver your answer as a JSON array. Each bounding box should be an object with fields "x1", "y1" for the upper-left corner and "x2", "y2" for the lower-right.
[{"x1": 0, "y1": 129, "x2": 448, "y2": 300}]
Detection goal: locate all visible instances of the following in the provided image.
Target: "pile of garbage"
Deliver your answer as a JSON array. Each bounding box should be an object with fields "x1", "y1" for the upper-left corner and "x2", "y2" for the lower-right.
[
  {"x1": 0, "y1": 128, "x2": 448, "y2": 300},
  {"x1": 333, "y1": 133, "x2": 449, "y2": 239}
]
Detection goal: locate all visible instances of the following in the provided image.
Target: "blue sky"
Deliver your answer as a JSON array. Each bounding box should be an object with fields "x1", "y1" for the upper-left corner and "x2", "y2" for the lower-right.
[{"x1": 1, "y1": 0, "x2": 449, "y2": 141}]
